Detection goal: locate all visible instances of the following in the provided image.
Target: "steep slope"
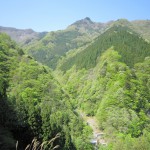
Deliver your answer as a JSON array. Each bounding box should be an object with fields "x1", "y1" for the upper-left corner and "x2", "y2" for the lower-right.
[
  {"x1": 1, "y1": 18, "x2": 150, "y2": 70},
  {"x1": 0, "y1": 33, "x2": 93, "y2": 150},
  {"x1": 131, "y1": 19, "x2": 150, "y2": 41},
  {"x1": 59, "y1": 25, "x2": 150, "y2": 71},
  {"x1": 56, "y1": 24, "x2": 150, "y2": 149},
  {"x1": 22, "y1": 19, "x2": 150, "y2": 70},
  {"x1": 58, "y1": 46, "x2": 150, "y2": 149},
  {"x1": 110, "y1": 19, "x2": 150, "y2": 41},
  {"x1": 24, "y1": 17, "x2": 110, "y2": 69},
  {"x1": 1, "y1": 18, "x2": 150, "y2": 149}
]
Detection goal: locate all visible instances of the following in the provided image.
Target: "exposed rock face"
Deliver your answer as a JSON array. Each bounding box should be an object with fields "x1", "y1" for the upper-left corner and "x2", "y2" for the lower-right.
[{"x1": 0, "y1": 26, "x2": 47, "y2": 44}]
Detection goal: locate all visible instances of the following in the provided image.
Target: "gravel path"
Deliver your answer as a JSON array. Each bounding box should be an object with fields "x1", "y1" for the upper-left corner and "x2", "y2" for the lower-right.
[{"x1": 79, "y1": 111, "x2": 107, "y2": 145}]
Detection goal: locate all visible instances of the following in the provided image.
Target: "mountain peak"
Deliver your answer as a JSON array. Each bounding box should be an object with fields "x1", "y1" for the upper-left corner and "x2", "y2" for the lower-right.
[
  {"x1": 83, "y1": 17, "x2": 92, "y2": 22},
  {"x1": 71, "y1": 17, "x2": 94, "y2": 26},
  {"x1": 68, "y1": 17, "x2": 107, "y2": 32}
]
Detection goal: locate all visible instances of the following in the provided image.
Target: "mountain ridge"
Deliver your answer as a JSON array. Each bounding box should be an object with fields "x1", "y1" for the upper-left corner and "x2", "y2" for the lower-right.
[
  {"x1": 1, "y1": 17, "x2": 150, "y2": 149},
  {"x1": 0, "y1": 18, "x2": 150, "y2": 42},
  {"x1": 0, "y1": 26, "x2": 47, "y2": 44},
  {"x1": 58, "y1": 25, "x2": 150, "y2": 71},
  {"x1": 0, "y1": 18, "x2": 150, "y2": 69}
]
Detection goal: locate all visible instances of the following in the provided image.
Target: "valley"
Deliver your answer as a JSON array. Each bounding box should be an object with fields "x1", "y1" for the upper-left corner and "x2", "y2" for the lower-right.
[
  {"x1": 79, "y1": 110, "x2": 107, "y2": 146},
  {"x1": 0, "y1": 18, "x2": 150, "y2": 150}
]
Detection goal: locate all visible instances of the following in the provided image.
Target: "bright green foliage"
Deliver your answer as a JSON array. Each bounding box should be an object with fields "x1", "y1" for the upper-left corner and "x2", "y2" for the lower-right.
[
  {"x1": 57, "y1": 26, "x2": 150, "y2": 149},
  {"x1": 0, "y1": 33, "x2": 24, "y2": 149},
  {"x1": 60, "y1": 46, "x2": 150, "y2": 149},
  {"x1": 7, "y1": 55, "x2": 92, "y2": 149},
  {"x1": 111, "y1": 130, "x2": 150, "y2": 150},
  {"x1": 1, "y1": 21, "x2": 150, "y2": 149},
  {"x1": 0, "y1": 33, "x2": 93, "y2": 150}
]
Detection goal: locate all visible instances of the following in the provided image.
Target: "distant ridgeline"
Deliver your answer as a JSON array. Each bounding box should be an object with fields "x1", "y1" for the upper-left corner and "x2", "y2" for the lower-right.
[
  {"x1": 59, "y1": 25, "x2": 150, "y2": 71},
  {"x1": 1, "y1": 19, "x2": 150, "y2": 70}
]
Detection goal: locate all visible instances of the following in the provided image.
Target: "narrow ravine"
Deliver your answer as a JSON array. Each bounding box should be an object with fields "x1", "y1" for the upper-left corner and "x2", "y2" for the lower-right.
[{"x1": 79, "y1": 111, "x2": 107, "y2": 146}]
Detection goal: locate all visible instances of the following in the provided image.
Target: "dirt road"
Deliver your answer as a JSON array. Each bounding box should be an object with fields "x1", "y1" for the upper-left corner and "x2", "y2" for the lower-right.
[{"x1": 79, "y1": 111, "x2": 107, "y2": 145}]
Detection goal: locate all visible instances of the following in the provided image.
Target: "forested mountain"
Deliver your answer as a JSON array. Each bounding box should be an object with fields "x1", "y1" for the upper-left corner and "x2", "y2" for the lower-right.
[
  {"x1": 23, "y1": 17, "x2": 110, "y2": 69},
  {"x1": 0, "y1": 18, "x2": 109, "y2": 69},
  {"x1": 0, "y1": 33, "x2": 93, "y2": 150},
  {"x1": 55, "y1": 22, "x2": 150, "y2": 149},
  {"x1": 0, "y1": 18, "x2": 150, "y2": 150},
  {"x1": 0, "y1": 18, "x2": 150, "y2": 69},
  {"x1": 58, "y1": 48, "x2": 150, "y2": 149},
  {"x1": 58, "y1": 25, "x2": 150, "y2": 71}
]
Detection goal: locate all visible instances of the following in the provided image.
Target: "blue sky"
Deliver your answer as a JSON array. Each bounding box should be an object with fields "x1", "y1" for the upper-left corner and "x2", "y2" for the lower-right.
[{"x1": 0, "y1": 0, "x2": 150, "y2": 32}]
